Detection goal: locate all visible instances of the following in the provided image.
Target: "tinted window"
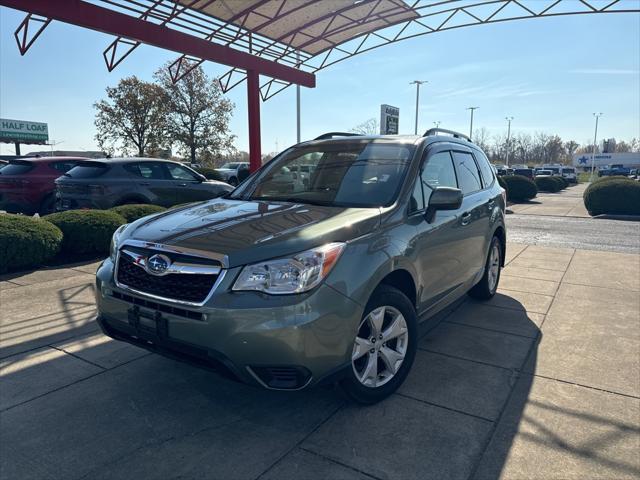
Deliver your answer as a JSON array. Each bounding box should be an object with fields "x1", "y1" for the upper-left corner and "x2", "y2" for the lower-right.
[
  {"x1": 475, "y1": 151, "x2": 495, "y2": 187},
  {"x1": 51, "y1": 161, "x2": 77, "y2": 173},
  {"x1": 409, "y1": 179, "x2": 424, "y2": 212},
  {"x1": 166, "y1": 164, "x2": 199, "y2": 181},
  {"x1": 232, "y1": 142, "x2": 414, "y2": 208},
  {"x1": 124, "y1": 162, "x2": 165, "y2": 179},
  {"x1": 0, "y1": 162, "x2": 34, "y2": 175},
  {"x1": 422, "y1": 151, "x2": 458, "y2": 194},
  {"x1": 452, "y1": 151, "x2": 482, "y2": 195},
  {"x1": 65, "y1": 162, "x2": 109, "y2": 178}
]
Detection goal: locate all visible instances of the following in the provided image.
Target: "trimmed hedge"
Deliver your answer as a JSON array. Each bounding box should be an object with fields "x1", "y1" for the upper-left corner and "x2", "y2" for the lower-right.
[
  {"x1": 111, "y1": 204, "x2": 166, "y2": 222},
  {"x1": 583, "y1": 177, "x2": 640, "y2": 216},
  {"x1": 45, "y1": 210, "x2": 126, "y2": 254},
  {"x1": 502, "y1": 175, "x2": 537, "y2": 202},
  {"x1": 195, "y1": 167, "x2": 225, "y2": 181},
  {"x1": 535, "y1": 176, "x2": 562, "y2": 192},
  {"x1": 0, "y1": 215, "x2": 63, "y2": 273}
]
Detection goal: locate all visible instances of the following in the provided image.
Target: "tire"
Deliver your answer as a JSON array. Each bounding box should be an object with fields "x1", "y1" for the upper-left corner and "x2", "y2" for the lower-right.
[
  {"x1": 468, "y1": 236, "x2": 502, "y2": 300},
  {"x1": 38, "y1": 194, "x2": 56, "y2": 215},
  {"x1": 339, "y1": 284, "x2": 418, "y2": 405}
]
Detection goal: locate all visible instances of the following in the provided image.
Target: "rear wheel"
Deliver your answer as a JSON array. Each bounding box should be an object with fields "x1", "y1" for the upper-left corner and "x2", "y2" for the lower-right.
[
  {"x1": 468, "y1": 236, "x2": 502, "y2": 300},
  {"x1": 38, "y1": 194, "x2": 56, "y2": 215},
  {"x1": 339, "y1": 285, "x2": 417, "y2": 404}
]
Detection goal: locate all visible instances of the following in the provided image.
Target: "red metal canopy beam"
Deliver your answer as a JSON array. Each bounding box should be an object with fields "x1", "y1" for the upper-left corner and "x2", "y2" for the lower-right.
[{"x1": 0, "y1": 0, "x2": 315, "y2": 87}]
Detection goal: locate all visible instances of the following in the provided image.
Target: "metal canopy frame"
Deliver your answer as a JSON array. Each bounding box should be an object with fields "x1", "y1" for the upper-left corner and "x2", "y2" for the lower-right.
[{"x1": 2, "y1": 0, "x2": 638, "y2": 171}]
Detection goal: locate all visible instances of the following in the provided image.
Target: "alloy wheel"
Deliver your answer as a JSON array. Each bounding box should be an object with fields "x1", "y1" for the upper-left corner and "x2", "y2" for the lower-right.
[{"x1": 351, "y1": 305, "x2": 408, "y2": 388}]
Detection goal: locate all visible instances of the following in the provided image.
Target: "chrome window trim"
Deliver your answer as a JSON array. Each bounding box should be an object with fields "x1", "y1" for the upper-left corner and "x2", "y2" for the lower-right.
[{"x1": 114, "y1": 245, "x2": 227, "y2": 307}]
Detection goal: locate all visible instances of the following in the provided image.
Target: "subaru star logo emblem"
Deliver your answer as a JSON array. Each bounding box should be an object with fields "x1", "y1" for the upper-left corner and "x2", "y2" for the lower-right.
[{"x1": 146, "y1": 254, "x2": 171, "y2": 275}]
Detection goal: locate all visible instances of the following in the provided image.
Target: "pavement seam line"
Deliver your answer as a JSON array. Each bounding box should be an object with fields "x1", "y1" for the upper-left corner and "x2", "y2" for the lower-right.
[
  {"x1": 504, "y1": 243, "x2": 529, "y2": 266},
  {"x1": 297, "y1": 447, "x2": 385, "y2": 480},
  {"x1": 48, "y1": 344, "x2": 107, "y2": 370},
  {"x1": 444, "y1": 319, "x2": 537, "y2": 339},
  {"x1": 416, "y1": 348, "x2": 516, "y2": 372},
  {"x1": 522, "y1": 372, "x2": 640, "y2": 400},
  {"x1": 0, "y1": 352, "x2": 152, "y2": 413},
  {"x1": 0, "y1": 325, "x2": 101, "y2": 360},
  {"x1": 254, "y1": 401, "x2": 346, "y2": 480},
  {"x1": 395, "y1": 392, "x2": 495, "y2": 423}
]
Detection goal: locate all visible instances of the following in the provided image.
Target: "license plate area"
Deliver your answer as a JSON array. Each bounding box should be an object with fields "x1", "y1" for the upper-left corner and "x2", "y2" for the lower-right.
[{"x1": 127, "y1": 306, "x2": 168, "y2": 340}]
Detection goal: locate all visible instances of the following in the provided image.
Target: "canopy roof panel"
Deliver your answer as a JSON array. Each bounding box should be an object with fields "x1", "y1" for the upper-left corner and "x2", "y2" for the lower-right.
[{"x1": 176, "y1": 0, "x2": 420, "y2": 55}]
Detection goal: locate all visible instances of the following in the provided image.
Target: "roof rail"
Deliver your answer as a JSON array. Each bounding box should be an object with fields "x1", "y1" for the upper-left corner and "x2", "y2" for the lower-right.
[
  {"x1": 314, "y1": 132, "x2": 362, "y2": 140},
  {"x1": 423, "y1": 128, "x2": 471, "y2": 142}
]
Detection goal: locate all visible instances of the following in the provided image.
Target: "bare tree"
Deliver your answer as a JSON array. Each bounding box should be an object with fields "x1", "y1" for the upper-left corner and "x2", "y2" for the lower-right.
[
  {"x1": 350, "y1": 118, "x2": 379, "y2": 135},
  {"x1": 94, "y1": 76, "x2": 168, "y2": 156}
]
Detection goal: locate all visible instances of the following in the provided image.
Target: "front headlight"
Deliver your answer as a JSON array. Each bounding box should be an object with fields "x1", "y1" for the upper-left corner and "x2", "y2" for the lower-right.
[
  {"x1": 232, "y1": 242, "x2": 345, "y2": 295},
  {"x1": 109, "y1": 223, "x2": 129, "y2": 261}
]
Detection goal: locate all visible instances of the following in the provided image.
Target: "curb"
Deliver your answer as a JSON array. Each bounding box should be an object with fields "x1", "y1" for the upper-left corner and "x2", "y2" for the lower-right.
[{"x1": 592, "y1": 214, "x2": 640, "y2": 222}]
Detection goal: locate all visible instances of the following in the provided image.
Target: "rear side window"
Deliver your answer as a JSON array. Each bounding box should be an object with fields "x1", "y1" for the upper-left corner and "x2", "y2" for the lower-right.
[
  {"x1": 124, "y1": 162, "x2": 165, "y2": 179},
  {"x1": 0, "y1": 162, "x2": 34, "y2": 175},
  {"x1": 65, "y1": 162, "x2": 109, "y2": 178},
  {"x1": 475, "y1": 151, "x2": 495, "y2": 187},
  {"x1": 452, "y1": 151, "x2": 482, "y2": 195},
  {"x1": 51, "y1": 161, "x2": 78, "y2": 173}
]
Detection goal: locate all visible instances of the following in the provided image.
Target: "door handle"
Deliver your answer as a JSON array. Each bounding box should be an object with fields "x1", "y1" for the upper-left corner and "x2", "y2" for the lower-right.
[
  {"x1": 177, "y1": 183, "x2": 187, "y2": 187},
  {"x1": 460, "y1": 211, "x2": 472, "y2": 226}
]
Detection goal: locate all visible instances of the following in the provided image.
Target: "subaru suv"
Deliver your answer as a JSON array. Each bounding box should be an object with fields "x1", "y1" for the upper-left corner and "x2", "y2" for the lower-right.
[{"x1": 96, "y1": 129, "x2": 506, "y2": 404}]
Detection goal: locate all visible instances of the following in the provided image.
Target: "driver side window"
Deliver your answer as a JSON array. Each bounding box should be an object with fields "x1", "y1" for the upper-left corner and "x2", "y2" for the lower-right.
[{"x1": 421, "y1": 151, "x2": 458, "y2": 199}]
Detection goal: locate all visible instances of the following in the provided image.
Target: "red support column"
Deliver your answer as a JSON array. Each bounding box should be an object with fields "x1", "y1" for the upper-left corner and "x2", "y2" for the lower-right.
[{"x1": 247, "y1": 69, "x2": 261, "y2": 173}]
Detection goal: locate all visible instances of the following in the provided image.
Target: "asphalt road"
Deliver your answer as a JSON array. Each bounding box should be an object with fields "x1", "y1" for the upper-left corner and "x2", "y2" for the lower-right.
[{"x1": 506, "y1": 213, "x2": 640, "y2": 254}]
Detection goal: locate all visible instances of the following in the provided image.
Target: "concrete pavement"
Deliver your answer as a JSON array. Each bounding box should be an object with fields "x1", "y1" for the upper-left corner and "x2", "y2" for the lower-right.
[
  {"x1": 1, "y1": 244, "x2": 639, "y2": 480},
  {"x1": 509, "y1": 182, "x2": 590, "y2": 218}
]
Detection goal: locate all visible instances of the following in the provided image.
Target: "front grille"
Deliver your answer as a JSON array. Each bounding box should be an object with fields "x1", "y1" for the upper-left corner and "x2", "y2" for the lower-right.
[{"x1": 116, "y1": 252, "x2": 219, "y2": 303}]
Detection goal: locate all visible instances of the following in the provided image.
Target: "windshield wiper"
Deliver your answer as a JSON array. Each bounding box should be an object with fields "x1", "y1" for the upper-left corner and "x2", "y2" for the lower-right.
[{"x1": 249, "y1": 196, "x2": 335, "y2": 207}]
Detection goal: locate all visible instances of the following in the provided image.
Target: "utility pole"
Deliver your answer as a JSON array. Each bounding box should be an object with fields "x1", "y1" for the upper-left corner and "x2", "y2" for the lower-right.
[
  {"x1": 590, "y1": 113, "x2": 603, "y2": 180},
  {"x1": 466, "y1": 107, "x2": 479, "y2": 140},
  {"x1": 505, "y1": 117, "x2": 514, "y2": 166},
  {"x1": 410, "y1": 80, "x2": 428, "y2": 135},
  {"x1": 433, "y1": 121, "x2": 441, "y2": 128}
]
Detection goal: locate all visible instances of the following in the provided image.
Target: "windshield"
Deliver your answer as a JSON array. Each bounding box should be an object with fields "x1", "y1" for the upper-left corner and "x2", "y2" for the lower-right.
[
  {"x1": 231, "y1": 141, "x2": 415, "y2": 208},
  {"x1": 221, "y1": 162, "x2": 242, "y2": 169},
  {"x1": 0, "y1": 161, "x2": 34, "y2": 175},
  {"x1": 563, "y1": 168, "x2": 575, "y2": 173},
  {"x1": 65, "y1": 162, "x2": 109, "y2": 178}
]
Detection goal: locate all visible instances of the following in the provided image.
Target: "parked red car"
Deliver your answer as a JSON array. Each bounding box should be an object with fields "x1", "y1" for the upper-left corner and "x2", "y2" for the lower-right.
[{"x1": 0, "y1": 156, "x2": 88, "y2": 214}]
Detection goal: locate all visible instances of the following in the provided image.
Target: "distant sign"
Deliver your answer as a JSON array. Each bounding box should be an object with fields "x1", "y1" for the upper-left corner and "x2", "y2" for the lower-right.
[
  {"x1": 0, "y1": 118, "x2": 49, "y2": 144},
  {"x1": 380, "y1": 104, "x2": 399, "y2": 135},
  {"x1": 573, "y1": 152, "x2": 640, "y2": 169}
]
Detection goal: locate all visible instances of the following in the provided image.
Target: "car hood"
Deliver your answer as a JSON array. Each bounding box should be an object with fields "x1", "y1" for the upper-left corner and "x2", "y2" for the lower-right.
[{"x1": 124, "y1": 198, "x2": 381, "y2": 267}]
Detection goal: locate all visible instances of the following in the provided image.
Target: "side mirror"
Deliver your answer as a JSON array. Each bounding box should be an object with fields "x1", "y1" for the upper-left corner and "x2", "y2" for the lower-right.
[
  {"x1": 197, "y1": 174, "x2": 207, "y2": 182},
  {"x1": 425, "y1": 187, "x2": 463, "y2": 223}
]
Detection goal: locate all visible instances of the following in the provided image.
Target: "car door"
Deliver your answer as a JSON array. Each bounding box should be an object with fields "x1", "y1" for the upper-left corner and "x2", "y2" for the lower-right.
[
  {"x1": 451, "y1": 149, "x2": 490, "y2": 283},
  {"x1": 409, "y1": 146, "x2": 465, "y2": 312},
  {"x1": 164, "y1": 163, "x2": 216, "y2": 203},
  {"x1": 123, "y1": 162, "x2": 168, "y2": 205}
]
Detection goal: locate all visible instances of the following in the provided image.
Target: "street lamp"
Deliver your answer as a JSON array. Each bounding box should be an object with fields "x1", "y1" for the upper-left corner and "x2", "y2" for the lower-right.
[
  {"x1": 433, "y1": 121, "x2": 441, "y2": 128},
  {"x1": 410, "y1": 80, "x2": 428, "y2": 135},
  {"x1": 505, "y1": 117, "x2": 514, "y2": 167},
  {"x1": 590, "y1": 113, "x2": 603, "y2": 180},
  {"x1": 466, "y1": 107, "x2": 479, "y2": 140}
]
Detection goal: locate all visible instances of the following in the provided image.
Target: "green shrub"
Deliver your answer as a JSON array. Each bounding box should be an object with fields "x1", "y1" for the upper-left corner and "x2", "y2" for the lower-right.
[
  {"x1": 583, "y1": 178, "x2": 640, "y2": 216},
  {"x1": 554, "y1": 176, "x2": 568, "y2": 189},
  {"x1": 502, "y1": 175, "x2": 537, "y2": 202},
  {"x1": 0, "y1": 215, "x2": 63, "y2": 273},
  {"x1": 195, "y1": 167, "x2": 224, "y2": 181},
  {"x1": 535, "y1": 176, "x2": 562, "y2": 192},
  {"x1": 111, "y1": 204, "x2": 165, "y2": 222},
  {"x1": 45, "y1": 210, "x2": 126, "y2": 254}
]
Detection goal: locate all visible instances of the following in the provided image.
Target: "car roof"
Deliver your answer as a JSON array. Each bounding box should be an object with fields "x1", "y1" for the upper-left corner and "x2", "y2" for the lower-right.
[
  {"x1": 73, "y1": 157, "x2": 180, "y2": 165},
  {"x1": 300, "y1": 134, "x2": 478, "y2": 150},
  {"x1": 18, "y1": 156, "x2": 90, "y2": 163}
]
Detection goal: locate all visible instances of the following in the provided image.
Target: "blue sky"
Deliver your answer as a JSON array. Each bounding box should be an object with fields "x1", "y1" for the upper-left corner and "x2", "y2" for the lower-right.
[{"x1": 0, "y1": 5, "x2": 638, "y2": 156}]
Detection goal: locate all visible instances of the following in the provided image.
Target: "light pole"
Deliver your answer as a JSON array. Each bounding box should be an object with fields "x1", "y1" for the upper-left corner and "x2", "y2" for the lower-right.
[
  {"x1": 49, "y1": 140, "x2": 64, "y2": 156},
  {"x1": 433, "y1": 121, "x2": 441, "y2": 128},
  {"x1": 590, "y1": 113, "x2": 603, "y2": 180},
  {"x1": 505, "y1": 117, "x2": 514, "y2": 167},
  {"x1": 466, "y1": 107, "x2": 479, "y2": 140},
  {"x1": 296, "y1": 51, "x2": 301, "y2": 143},
  {"x1": 410, "y1": 80, "x2": 428, "y2": 135}
]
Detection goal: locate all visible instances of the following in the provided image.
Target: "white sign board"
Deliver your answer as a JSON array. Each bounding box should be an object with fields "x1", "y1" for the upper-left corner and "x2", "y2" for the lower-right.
[
  {"x1": 380, "y1": 104, "x2": 399, "y2": 135},
  {"x1": 573, "y1": 152, "x2": 640, "y2": 169}
]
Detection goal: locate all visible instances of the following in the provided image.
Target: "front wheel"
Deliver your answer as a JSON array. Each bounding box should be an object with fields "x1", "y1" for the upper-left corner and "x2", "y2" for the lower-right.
[
  {"x1": 339, "y1": 285, "x2": 418, "y2": 405},
  {"x1": 468, "y1": 236, "x2": 502, "y2": 300}
]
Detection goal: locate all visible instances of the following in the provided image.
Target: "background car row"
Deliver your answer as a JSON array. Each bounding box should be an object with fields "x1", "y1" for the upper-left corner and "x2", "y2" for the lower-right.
[
  {"x1": 0, "y1": 157, "x2": 232, "y2": 215},
  {"x1": 492, "y1": 163, "x2": 577, "y2": 183}
]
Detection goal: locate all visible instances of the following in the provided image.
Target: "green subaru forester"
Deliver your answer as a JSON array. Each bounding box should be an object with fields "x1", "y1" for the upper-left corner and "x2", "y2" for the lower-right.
[{"x1": 96, "y1": 129, "x2": 506, "y2": 404}]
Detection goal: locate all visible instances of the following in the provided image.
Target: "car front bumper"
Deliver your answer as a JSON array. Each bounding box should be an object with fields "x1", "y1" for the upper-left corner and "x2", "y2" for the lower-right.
[{"x1": 95, "y1": 259, "x2": 363, "y2": 390}]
